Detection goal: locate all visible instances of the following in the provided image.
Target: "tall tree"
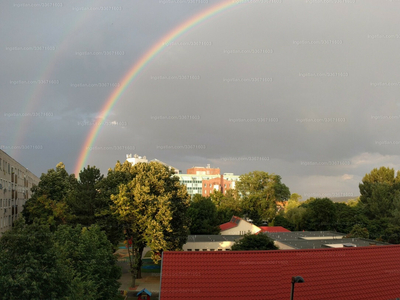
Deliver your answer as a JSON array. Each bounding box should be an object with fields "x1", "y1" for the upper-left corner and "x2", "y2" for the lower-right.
[
  {"x1": 359, "y1": 167, "x2": 400, "y2": 219},
  {"x1": 22, "y1": 162, "x2": 77, "y2": 227},
  {"x1": 111, "y1": 161, "x2": 190, "y2": 287},
  {"x1": 211, "y1": 189, "x2": 242, "y2": 224},
  {"x1": 302, "y1": 198, "x2": 337, "y2": 231},
  {"x1": 236, "y1": 171, "x2": 290, "y2": 225},
  {"x1": 188, "y1": 194, "x2": 220, "y2": 235},
  {"x1": 0, "y1": 220, "x2": 121, "y2": 300},
  {"x1": 66, "y1": 165, "x2": 104, "y2": 226}
]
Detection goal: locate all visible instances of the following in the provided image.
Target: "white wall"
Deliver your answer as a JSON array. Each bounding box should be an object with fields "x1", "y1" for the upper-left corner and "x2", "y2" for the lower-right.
[{"x1": 221, "y1": 221, "x2": 261, "y2": 235}]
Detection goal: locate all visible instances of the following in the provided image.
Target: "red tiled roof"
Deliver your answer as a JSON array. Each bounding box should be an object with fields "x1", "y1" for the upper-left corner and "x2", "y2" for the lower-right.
[
  {"x1": 219, "y1": 216, "x2": 242, "y2": 231},
  {"x1": 260, "y1": 226, "x2": 291, "y2": 233},
  {"x1": 219, "y1": 222, "x2": 237, "y2": 231},
  {"x1": 160, "y1": 245, "x2": 400, "y2": 300}
]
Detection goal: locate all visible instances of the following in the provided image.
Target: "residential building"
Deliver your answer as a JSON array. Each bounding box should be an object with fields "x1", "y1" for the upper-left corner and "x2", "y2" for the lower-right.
[
  {"x1": 0, "y1": 150, "x2": 39, "y2": 236},
  {"x1": 219, "y1": 216, "x2": 262, "y2": 235},
  {"x1": 160, "y1": 244, "x2": 400, "y2": 299}
]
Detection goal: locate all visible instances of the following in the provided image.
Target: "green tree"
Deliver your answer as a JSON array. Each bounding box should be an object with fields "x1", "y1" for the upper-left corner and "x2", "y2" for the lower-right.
[
  {"x1": 54, "y1": 224, "x2": 121, "y2": 299},
  {"x1": 188, "y1": 194, "x2": 220, "y2": 235},
  {"x1": 214, "y1": 189, "x2": 242, "y2": 223},
  {"x1": 285, "y1": 206, "x2": 307, "y2": 231},
  {"x1": 284, "y1": 193, "x2": 302, "y2": 212},
  {"x1": 302, "y1": 198, "x2": 337, "y2": 231},
  {"x1": 334, "y1": 202, "x2": 358, "y2": 233},
  {"x1": 111, "y1": 161, "x2": 190, "y2": 287},
  {"x1": 22, "y1": 162, "x2": 77, "y2": 227},
  {"x1": 67, "y1": 165, "x2": 104, "y2": 226},
  {"x1": 236, "y1": 171, "x2": 290, "y2": 225},
  {"x1": 273, "y1": 213, "x2": 295, "y2": 231},
  {"x1": 0, "y1": 219, "x2": 121, "y2": 300},
  {"x1": 0, "y1": 219, "x2": 69, "y2": 300},
  {"x1": 345, "y1": 224, "x2": 369, "y2": 239},
  {"x1": 231, "y1": 233, "x2": 278, "y2": 251},
  {"x1": 359, "y1": 167, "x2": 400, "y2": 219}
]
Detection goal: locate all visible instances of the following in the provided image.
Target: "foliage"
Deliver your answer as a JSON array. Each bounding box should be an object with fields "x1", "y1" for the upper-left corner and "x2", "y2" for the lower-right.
[
  {"x1": 236, "y1": 171, "x2": 290, "y2": 225},
  {"x1": 345, "y1": 224, "x2": 369, "y2": 239},
  {"x1": 285, "y1": 206, "x2": 307, "y2": 231},
  {"x1": 22, "y1": 162, "x2": 77, "y2": 226},
  {"x1": 212, "y1": 189, "x2": 242, "y2": 223},
  {"x1": 273, "y1": 214, "x2": 295, "y2": 231},
  {"x1": 231, "y1": 233, "x2": 278, "y2": 251},
  {"x1": 0, "y1": 219, "x2": 121, "y2": 300},
  {"x1": 54, "y1": 224, "x2": 121, "y2": 299},
  {"x1": 302, "y1": 198, "x2": 337, "y2": 231},
  {"x1": 284, "y1": 193, "x2": 302, "y2": 212},
  {"x1": 188, "y1": 195, "x2": 220, "y2": 235},
  {"x1": 111, "y1": 161, "x2": 190, "y2": 287}
]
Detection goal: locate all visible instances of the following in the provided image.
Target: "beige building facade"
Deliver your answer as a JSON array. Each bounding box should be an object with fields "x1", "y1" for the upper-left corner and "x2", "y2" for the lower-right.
[{"x1": 0, "y1": 150, "x2": 40, "y2": 236}]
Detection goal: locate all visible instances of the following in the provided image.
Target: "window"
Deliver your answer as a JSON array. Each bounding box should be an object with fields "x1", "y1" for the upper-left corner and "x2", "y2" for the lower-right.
[
  {"x1": 217, "y1": 249, "x2": 222, "y2": 251},
  {"x1": 209, "y1": 184, "x2": 211, "y2": 187},
  {"x1": 224, "y1": 184, "x2": 226, "y2": 188},
  {"x1": 202, "y1": 249, "x2": 207, "y2": 251},
  {"x1": 204, "y1": 183, "x2": 206, "y2": 187},
  {"x1": 195, "y1": 249, "x2": 199, "y2": 251},
  {"x1": 187, "y1": 249, "x2": 192, "y2": 251},
  {"x1": 210, "y1": 249, "x2": 215, "y2": 251}
]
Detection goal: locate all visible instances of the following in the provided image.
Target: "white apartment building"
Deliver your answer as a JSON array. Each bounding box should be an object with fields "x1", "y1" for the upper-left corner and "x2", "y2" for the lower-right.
[{"x1": 0, "y1": 150, "x2": 40, "y2": 236}]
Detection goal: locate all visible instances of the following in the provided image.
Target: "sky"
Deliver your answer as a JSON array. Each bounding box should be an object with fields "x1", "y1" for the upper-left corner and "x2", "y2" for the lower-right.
[{"x1": 1, "y1": 0, "x2": 400, "y2": 199}]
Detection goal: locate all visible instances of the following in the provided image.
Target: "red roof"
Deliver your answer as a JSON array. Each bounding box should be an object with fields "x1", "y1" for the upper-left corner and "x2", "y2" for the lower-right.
[
  {"x1": 260, "y1": 226, "x2": 290, "y2": 233},
  {"x1": 160, "y1": 245, "x2": 400, "y2": 299},
  {"x1": 219, "y1": 216, "x2": 242, "y2": 231},
  {"x1": 219, "y1": 222, "x2": 237, "y2": 231}
]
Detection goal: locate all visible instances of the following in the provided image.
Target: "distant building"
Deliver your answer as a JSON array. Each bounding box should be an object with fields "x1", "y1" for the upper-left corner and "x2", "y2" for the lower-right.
[
  {"x1": 126, "y1": 154, "x2": 148, "y2": 165},
  {"x1": 177, "y1": 165, "x2": 240, "y2": 198},
  {"x1": 126, "y1": 154, "x2": 181, "y2": 174},
  {"x1": 174, "y1": 173, "x2": 220, "y2": 197},
  {"x1": 187, "y1": 164, "x2": 220, "y2": 175},
  {"x1": 0, "y1": 150, "x2": 40, "y2": 237},
  {"x1": 151, "y1": 159, "x2": 181, "y2": 174},
  {"x1": 219, "y1": 216, "x2": 262, "y2": 235}
]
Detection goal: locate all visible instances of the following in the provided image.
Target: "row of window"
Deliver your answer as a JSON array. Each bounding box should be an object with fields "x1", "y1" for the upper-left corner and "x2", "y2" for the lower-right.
[
  {"x1": 203, "y1": 183, "x2": 232, "y2": 188},
  {"x1": 0, "y1": 199, "x2": 18, "y2": 208},
  {"x1": 0, "y1": 215, "x2": 13, "y2": 229}
]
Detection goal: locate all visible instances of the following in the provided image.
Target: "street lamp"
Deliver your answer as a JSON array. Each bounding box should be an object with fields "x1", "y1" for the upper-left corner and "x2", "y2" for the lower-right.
[{"x1": 290, "y1": 276, "x2": 304, "y2": 300}]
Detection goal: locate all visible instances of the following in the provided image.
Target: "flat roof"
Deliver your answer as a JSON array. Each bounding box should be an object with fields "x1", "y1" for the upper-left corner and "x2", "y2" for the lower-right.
[{"x1": 266, "y1": 231, "x2": 389, "y2": 249}]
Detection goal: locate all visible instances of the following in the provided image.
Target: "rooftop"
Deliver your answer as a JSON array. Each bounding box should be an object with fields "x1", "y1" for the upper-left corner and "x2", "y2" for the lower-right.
[
  {"x1": 160, "y1": 245, "x2": 400, "y2": 300},
  {"x1": 267, "y1": 231, "x2": 389, "y2": 249}
]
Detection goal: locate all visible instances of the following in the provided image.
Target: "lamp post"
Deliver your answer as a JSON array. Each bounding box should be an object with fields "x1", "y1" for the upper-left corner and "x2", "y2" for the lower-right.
[{"x1": 290, "y1": 276, "x2": 304, "y2": 300}]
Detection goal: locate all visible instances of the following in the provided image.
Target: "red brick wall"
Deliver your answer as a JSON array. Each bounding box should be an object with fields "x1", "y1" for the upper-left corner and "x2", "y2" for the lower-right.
[{"x1": 202, "y1": 176, "x2": 235, "y2": 196}]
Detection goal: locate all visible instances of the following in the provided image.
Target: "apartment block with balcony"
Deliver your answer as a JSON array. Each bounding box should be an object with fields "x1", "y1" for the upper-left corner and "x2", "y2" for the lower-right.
[{"x1": 0, "y1": 150, "x2": 40, "y2": 236}]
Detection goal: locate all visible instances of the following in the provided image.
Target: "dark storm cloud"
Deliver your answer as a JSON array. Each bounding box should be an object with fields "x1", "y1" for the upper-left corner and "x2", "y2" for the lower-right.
[{"x1": 2, "y1": 0, "x2": 400, "y2": 197}]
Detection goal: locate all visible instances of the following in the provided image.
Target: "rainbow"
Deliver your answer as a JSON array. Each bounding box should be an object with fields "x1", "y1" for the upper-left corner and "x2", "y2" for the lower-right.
[
  {"x1": 11, "y1": 0, "x2": 98, "y2": 159},
  {"x1": 74, "y1": 0, "x2": 244, "y2": 175}
]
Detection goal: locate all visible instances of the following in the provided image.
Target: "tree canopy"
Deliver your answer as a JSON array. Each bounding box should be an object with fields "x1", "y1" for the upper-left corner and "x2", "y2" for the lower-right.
[{"x1": 231, "y1": 233, "x2": 278, "y2": 251}]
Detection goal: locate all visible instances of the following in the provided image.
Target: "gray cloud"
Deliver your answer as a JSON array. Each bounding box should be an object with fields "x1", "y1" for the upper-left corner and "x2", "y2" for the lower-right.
[{"x1": 2, "y1": 0, "x2": 400, "y2": 197}]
